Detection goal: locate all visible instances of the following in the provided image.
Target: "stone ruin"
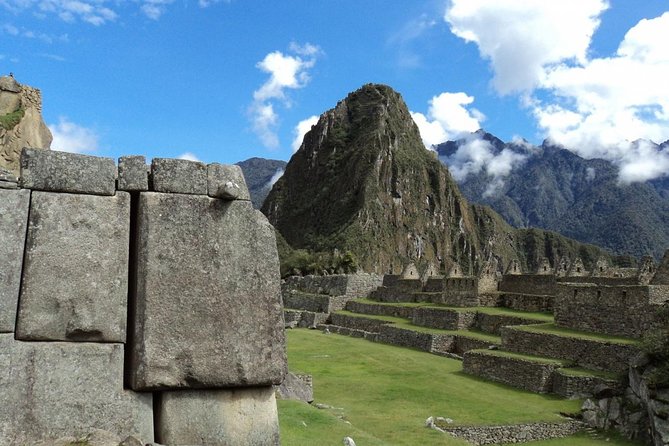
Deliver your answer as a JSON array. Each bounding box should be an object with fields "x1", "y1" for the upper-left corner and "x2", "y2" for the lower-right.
[{"x1": 0, "y1": 148, "x2": 286, "y2": 445}]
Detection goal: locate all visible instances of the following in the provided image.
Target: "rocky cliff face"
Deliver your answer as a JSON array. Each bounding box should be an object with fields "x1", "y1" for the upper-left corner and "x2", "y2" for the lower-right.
[
  {"x1": 262, "y1": 84, "x2": 610, "y2": 274},
  {"x1": 0, "y1": 76, "x2": 52, "y2": 176},
  {"x1": 236, "y1": 157, "x2": 287, "y2": 209}
]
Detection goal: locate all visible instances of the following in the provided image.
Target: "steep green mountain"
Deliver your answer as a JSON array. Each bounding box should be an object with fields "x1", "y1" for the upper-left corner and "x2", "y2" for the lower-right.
[
  {"x1": 436, "y1": 132, "x2": 669, "y2": 259},
  {"x1": 236, "y1": 157, "x2": 287, "y2": 209},
  {"x1": 262, "y1": 84, "x2": 612, "y2": 274}
]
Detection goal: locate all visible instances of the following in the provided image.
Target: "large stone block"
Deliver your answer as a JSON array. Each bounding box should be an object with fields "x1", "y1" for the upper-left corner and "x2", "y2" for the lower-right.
[
  {"x1": 20, "y1": 148, "x2": 117, "y2": 195},
  {"x1": 129, "y1": 193, "x2": 287, "y2": 390},
  {"x1": 0, "y1": 189, "x2": 30, "y2": 332},
  {"x1": 118, "y1": 155, "x2": 149, "y2": 191},
  {"x1": 16, "y1": 191, "x2": 130, "y2": 342},
  {"x1": 207, "y1": 163, "x2": 251, "y2": 200},
  {"x1": 156, "y1": 387, "x2": 279, "y2": 446},
  {"x1": 0, "y1": 334, "x2": 153, "y2": 445},
  {"x1": 151, "y1": 158, "x2": 207, "y2": 194}
]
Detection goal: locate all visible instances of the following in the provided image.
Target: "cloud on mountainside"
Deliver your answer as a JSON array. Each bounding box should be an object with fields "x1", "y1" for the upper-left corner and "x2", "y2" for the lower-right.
[
  {"x1": 48, "y1": 117, "x2": 99, "y2": 154},
  {"x1": 444, "y1": 0, "x2": 669, "y2": 183},
  {"x1": 249, "y1": 43, "x2": 321, "y2": 150},
  {"x1": 0, "y1": 0, "x2": 224, "y2": 23},
  {"x1": 291, "y1": 115, "x2": 319, "y2": 153},
  {"x1": 411, "y1": 92, "x2": 484, "y2": 147}
]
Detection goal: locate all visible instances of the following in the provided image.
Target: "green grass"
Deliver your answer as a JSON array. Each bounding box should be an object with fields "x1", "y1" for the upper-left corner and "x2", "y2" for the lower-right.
[
  {"x1": 512, "y1": 323, "x2": 640, "y2": 345},
  {"x1": 468, "y1": 349, "x2": 566, "y2": 365},
  {"x1": 280, "y1": 329, "x2": 640, "y2": 445},
  {"x1": 350, "y1": 298, "x2": 554, "y2": 322},
  {"x1": 556, "y1": 367, "x2": 621, "y2": 380},
  {"x1": 0, "y1": 108, "x2": 24, "y2": 130}
]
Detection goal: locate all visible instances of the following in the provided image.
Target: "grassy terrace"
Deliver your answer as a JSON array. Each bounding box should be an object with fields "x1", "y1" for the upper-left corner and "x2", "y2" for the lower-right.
[
  {"x1": 467, "y1": 348, "x2": 566, "y2": 365},
  {"x1": 510, "y1": 323, "x2": 640, "y2": 345},
  {"x1": 332, "y1": 310, "x2": 501, "y2": 343},
  {"x1": 279, "y1": 329, "x2": 641, "y2": 445},
  {"x1": 351, "y1": 298, "x2": 554, "y2": 321}
]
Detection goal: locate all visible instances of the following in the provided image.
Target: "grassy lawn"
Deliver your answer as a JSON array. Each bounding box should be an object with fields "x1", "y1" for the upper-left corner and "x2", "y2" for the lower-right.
[{"x1": 279, "y1": 329, "x2": 642, "y2": 445}]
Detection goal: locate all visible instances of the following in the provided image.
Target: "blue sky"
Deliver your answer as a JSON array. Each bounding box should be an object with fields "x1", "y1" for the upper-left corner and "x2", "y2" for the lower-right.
[{"x1": 1, "y1": 0, "x2": 669, "y2": 182}]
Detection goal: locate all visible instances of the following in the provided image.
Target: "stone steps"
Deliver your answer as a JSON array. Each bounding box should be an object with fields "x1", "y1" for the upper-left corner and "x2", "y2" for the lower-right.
[
  {"x1": 501, "y1": 324, "x2": 639, "y2": 373},
  {"x1": 462, "y1": 349, "x2": 624, "y2": 398}
]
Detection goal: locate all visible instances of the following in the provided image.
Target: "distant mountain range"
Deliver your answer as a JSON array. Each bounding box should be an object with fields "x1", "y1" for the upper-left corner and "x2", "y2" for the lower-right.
[{"x1": 436, "y1": 131, "x2": 669, "y2": 259}]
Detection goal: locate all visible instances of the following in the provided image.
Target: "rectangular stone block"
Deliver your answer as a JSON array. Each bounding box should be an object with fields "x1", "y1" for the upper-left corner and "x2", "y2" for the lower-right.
[
  {"x1": 0, "y1": 334, "x2": 153, "y2": 445},
  {"x1": 156, "y1": 387, "x2": 279, "y2": 446},
  {"x1": 129, "y1": 193, "x2": 287, "y2": 390},
  {"x1": 207, "y1": 163, "x2": 251, "y2": 200},
  {"x1": 20, "y1": 148, "x2": 117, "y2": 195},
  {"x1": 16, "y1": 191, "x2": 130, "y2": 342},
  {"x1": 151, "y1": 158, "x2": 207, "y2": 194},
  {"x1": 118, "y1": 155, "x2": 149, "y2": 191},
  {"x1": 0, "y1": 189, "x2": 30, "y2": 332}
]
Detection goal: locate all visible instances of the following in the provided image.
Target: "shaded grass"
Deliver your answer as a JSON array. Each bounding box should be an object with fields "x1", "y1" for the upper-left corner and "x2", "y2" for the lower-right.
[
  {"x1": 512, "y1": 323, "x2": 639, "y2": 345},
  {"x1": 557, "y1": 367, "x2": 621, "y2": 380}
]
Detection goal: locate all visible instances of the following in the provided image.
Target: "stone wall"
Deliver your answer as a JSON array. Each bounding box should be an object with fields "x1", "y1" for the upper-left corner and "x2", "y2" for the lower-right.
[
  {"x1": 443, "y1": 420, "x2": 584, "y2": 445},
  {"x1": 412, "y1": 307, "x2": 475, "y2": 330},
  {"x1": 551, "y1": 370, "x2": 623, "y2": 399},
  {"x1": 498, "y1": 274, "x2": 557, "y2": 295},
  {"x1": 554, "y1": 283, "x2": 668, "y2": 338},
  {"x1": 500, "y1": 293, "x2": 554, "y2": 312},
  {"x1": 0, "y1": 149, "x2": 286, "y2": 445},
  {"x1": 463, "y1": 350, "x2": 559, "y2": 393},
  {"x1": 501, "y1": 327, "x2": 638, "y2": 373},
  {"x1": 345, "y1": 300, "x2": 415, "y2": 319},
  {"x1": 283, "y1": 273, "x2": 382, "y2": 299}
]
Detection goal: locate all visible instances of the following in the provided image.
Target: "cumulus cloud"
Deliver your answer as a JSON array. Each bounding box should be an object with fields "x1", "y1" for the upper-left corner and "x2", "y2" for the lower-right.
[
  {"x1": 267, "y1": 168, "x2": 284, "y2": 188},
  {"x1": 445, "y1": 0, "x2": 608, "y2": 94},
  {"x1": 291, "y1": 115, "x2": 319, "y2": 153},
  {"x1": 249, "y1": 43, "x2": 321, "y2": 150},
  {"x1": 411, "y1": 92, "x2": 484, "y2": 148},
  {"x1": 177, "y1": 151, "x2": 200, "y2": 162},
  {"x1": 48, "y1": 117, "x2": 99, "y2": 154},
  {"x1": 444, "y1": 1, "x2": 669, "y2": 182}
]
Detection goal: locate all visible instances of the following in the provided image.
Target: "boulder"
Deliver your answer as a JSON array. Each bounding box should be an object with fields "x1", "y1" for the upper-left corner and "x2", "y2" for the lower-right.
[
  {"x1": 128, "y1": 193, "x2": 286, "y2": 390},
  {"x1": 16, "y1": 191, "x2": 130, "y2": 342},
  {"x1": 156, "y1": 387, "x2": 279, "y2": 446},
  {"x1": 207, "y1": 163, "x2": 251, "y2": 200},
  {"x1": 276, "y1": 372, "x2": 313, "y2": 403},
  {"x1": 0, "y1": 188, "x2": 30, "y2": 332}
]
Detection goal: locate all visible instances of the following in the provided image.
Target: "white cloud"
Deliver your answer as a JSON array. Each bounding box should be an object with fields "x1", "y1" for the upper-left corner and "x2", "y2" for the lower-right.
[
  {"x1": 411, "y1": 92, "x2": 484, "y2": 148},
  {"x1": 440, "y1": 133, "x2": 528, "y2": 195},
  {"x1": 292, "y1": 115, "x2": 319, "y2": 153},
  {"x1": 0, "y1": 0, "x2": 229, "y2": 23},
  {"x1": 48, "y1": 117, "x2": 99, "y2": 154},
  {"x1": 444, "y1": 2, "x2": 669, "y2": 182},
  {"x1": 249, "y1": 43, "x2": 321, "y2": 150},
  {"x1": 267, "y1": 168, "x2": 284, "y2": 188},
  {"x1": 445, "y1": 0, "x2": 609, "y2": 94},
  {"x1": 177, "y1": 152, "x2": 201, "y2": 162}
]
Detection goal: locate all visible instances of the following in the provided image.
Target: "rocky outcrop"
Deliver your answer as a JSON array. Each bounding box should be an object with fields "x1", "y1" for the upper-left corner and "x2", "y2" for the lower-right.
[
  {"x1": 0, "y1": 75, "x2": 51, "y2": 176},
  {"x1": 262, "y1": 84, "x2": 613, "y2": 274}
]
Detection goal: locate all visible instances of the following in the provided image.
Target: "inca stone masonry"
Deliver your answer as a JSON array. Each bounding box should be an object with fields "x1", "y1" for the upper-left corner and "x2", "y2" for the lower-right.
[{"x1": 0, "y1": 148, "x2": 287, "y2": 445}]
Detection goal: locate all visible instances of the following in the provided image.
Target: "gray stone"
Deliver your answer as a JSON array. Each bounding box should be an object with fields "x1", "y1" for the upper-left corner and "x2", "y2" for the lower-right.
[
  {"x1": 20, "y1": 148, "x2": 117, "y2": 195},
  {"x1": 0, "y1": 334, "x2": 153, "y2": 445},
  {"x1": 128, "y1": 193, "x2": 286, "y2": 390},
  {"x1": 0, "y1": 189, "x2": 30, "y2": 332},
  {"x1": 118, "y1": 155, "x2": 149, "y2": 191},
  {"x1": 207, "y1": 163, "x2": 251, "y2": 200},
  {"x1": 16, "y1": 191, "x2": 130, "y2": 342},
  {"x1": 156, "y1": 387, "x2": 279, "y2": 446},
  {"x1": 150, "y1": 158, "x2": 207, "y2": 194},
  {"x1": 0, "y1": 181, "x2": 18, "y2": 189},
  {"x1": 0, "y1": 166, "x2": 17, "y2": 183},
  {"x1": 276, "y1": 372, "x2": 313, "y2": 403},
  {"x1": 0, "y1": 76, "x2": 21, "y2": 93}
]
